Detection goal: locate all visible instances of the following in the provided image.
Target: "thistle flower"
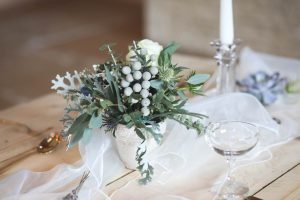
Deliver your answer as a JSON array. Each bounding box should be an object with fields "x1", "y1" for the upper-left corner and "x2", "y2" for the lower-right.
[
  {"x1": 237, "y1": 71, "x2": 287, "y2": 106},
  {"x1": 80, "y1": 86, "x2": 91, "y2": 96}
]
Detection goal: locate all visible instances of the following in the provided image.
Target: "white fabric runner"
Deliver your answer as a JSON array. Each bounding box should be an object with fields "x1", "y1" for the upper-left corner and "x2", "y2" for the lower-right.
[{"x1": 0, "y1": 48, "x2": 300, "y2": 200}]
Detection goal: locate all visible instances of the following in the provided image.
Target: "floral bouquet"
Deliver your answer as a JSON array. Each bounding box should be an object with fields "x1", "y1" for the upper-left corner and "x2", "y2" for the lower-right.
[{"x1": 51, "y1": 39, "x2": 209, "y2": 184}]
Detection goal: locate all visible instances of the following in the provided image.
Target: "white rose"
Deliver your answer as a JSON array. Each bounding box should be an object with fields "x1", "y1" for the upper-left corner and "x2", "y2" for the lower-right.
[
  {"x1": 138, "y1": 39, "x2": 163, "y2": 57},
  {"x1": 126, "y1": 39, "x2": 163, "y2": 65}
]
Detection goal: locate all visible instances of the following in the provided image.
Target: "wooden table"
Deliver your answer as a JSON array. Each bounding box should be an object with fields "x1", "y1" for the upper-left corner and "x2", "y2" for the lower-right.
[{"x1": 0, "y1": 55, "x2": 299, "y2": 200}]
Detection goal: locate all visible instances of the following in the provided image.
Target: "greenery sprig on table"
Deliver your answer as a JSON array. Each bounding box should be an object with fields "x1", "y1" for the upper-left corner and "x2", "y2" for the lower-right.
[{"x1": 51, "y1": 39, "x2": 210, "y2": 184}]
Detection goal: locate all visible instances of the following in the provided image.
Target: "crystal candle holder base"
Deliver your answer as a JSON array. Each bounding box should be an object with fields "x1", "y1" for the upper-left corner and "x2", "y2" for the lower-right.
[{"x1": 211, "y1": 40, "x2": 240, "y2": 94}]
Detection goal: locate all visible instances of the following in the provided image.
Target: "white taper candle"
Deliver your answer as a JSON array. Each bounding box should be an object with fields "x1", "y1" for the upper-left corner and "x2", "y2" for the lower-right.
[{"x1": 220, "y1": 0, "x2": 234, "y2": 44}]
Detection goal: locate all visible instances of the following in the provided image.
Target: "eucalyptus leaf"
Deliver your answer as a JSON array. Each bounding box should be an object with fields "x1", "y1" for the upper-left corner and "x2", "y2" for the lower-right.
[
  {"x1": 162, "y1": 42, "x2": 180, "y2": 56},
  {"x1": 135, "y1": 120, "x2": 146, "y2": 129},
  {"x1": 150, "y1": 80, "x2": 163, "y2": 90},
  {"x1": 153, "y1": 90, "x2": 164, "y2": 103},
  {"x1": 173, "y1": 67, "x2": 187, "y2": 75},
  {"x1": 135, "y1": 128, "x2": 146, "y2": 140},
  {"x1": 188, "y1": 84, "x2": 204, "y2": 95},
  {"x1": 112, "y1": 78, "x2": 124, "y2": 112},
  {"x1": 104, "y1": 65, "x2": 124, "y2": 112},
  {"x1": 68, "y1": 113, "x2": 91, "y2": 147},
  {"x1": 123, "y1": 114, "x2": 131, "y2": 123},
  {"x1": 175, "y1": 99, "x2": 188, "y2": 109},
  {"x1": 187, "y1": 74, "x2": 210, "y2": 85},
  {"x1": 158, "y1": 51, "x2": 171, "y2": 67},
  {"x1": 177, "y1": 90, "x2": 188, "y2": 100},
  {"x1": 162, "y1": 98, "x2": 174, "y2": 109},
  {"x1": 104, "y1": 65, "x2": 113, "y2": 89},
  {"x1": 130, "y1": 111, "x2": 142, "y2": 121},
  {"x1": 89, "y1": 112, "x2": 103, "y2": 129},
  {"x1": 158, "y1": 53, "x2": 165, "y2": 67},
  {"x1": 144, "y1": 127, "x2": 163, "y2": 144},
  {"x1": 100, "y1": 100, "x2": 113, "y2": 109},
  {"x1": 87, "y1": 103, "x2": 98, "y2": 115},
  {"x1": 126, "y1": 121, "x2": 134, "y2": 128},
  {"x1": 82, "y1": 128, "x2": 93, "y2": 144}
]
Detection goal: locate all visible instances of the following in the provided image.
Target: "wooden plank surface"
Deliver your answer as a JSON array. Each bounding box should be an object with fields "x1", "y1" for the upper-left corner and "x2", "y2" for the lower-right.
[
  {"x1": 247, "y1": 139, "x2": 300, "y2": 199},
  {"x1": 254, "y1": 163, "x2": 300, "y2": 200},
  {"x1": 0, "y1": 94, "x2": 80, "y2": 179},
  {"x1": 102, "y1": 139, "x2": 300, "y2": 199}
]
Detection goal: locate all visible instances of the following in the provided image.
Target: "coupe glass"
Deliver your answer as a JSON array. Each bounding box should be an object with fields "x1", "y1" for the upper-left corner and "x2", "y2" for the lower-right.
[{"x1": 205, "y1": 121, "x2": 259, "y2": 199}]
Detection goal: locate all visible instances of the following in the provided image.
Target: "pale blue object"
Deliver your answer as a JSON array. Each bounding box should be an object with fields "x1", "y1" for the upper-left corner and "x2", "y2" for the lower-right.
[{"x1": 237, "y1": 71, "x2": 287, "y2": 105}]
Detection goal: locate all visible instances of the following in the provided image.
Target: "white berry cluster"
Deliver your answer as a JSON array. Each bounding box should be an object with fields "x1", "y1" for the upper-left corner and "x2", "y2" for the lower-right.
[{"x1": 121, "y1": 48, "x2": 159, "y2": 116}]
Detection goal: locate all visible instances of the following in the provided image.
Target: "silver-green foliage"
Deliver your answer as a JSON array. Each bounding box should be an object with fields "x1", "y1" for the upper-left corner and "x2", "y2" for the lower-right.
[{"x1": 55, "y1": 41, "x2": 210, "y2": 184}]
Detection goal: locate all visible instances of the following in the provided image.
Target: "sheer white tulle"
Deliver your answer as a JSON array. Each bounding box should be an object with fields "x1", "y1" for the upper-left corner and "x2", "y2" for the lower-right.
[{"x1": 1, "y1": 48, "x2": 300, "y2": 200}]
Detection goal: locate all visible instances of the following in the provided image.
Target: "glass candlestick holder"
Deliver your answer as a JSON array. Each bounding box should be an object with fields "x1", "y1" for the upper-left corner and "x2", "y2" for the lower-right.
[{"x1": 211, "y1": 40, "x2": 240, "y2": 94}]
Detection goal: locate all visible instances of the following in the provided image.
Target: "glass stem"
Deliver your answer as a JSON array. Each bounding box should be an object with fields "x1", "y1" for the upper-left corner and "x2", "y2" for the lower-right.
[{"x1": 225, "y1": 154, "x2": 236, "y2": 182}]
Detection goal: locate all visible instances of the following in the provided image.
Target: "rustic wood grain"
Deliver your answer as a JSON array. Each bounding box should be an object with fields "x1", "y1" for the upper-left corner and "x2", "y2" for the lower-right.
[
  {"x1": 244, "y1": 139, "x2": 300, "y2": 197},
  {"x1": 254, "y1": 164, "x2": 300, "y2": 200},
  {"x1": 100, "y1": 139, "x2": 300, "y2": 199},
  {"x1": 104, "y1": 170, "x2": 138, "y2": 195},
  {"x1": 0, "y1": 94, "x2": 81, "y2": 179}
]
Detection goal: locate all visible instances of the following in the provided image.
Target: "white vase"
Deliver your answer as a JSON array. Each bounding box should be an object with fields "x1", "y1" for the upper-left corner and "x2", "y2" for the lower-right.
[{"x1": 114, "y1": 121, "x2": 167, "y2": 169}]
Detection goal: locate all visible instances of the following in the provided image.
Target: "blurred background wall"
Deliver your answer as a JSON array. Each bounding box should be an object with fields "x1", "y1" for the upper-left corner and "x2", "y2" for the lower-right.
[
  {"x1": 145, "y1": 0, "x2": 300, "y2": 58},
  {"x1": 0, "y1": 0, "x2": 142, "y2": 109},
  {"x1": 0, "y1": 0, "x2": 299, "y2": 109}
]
